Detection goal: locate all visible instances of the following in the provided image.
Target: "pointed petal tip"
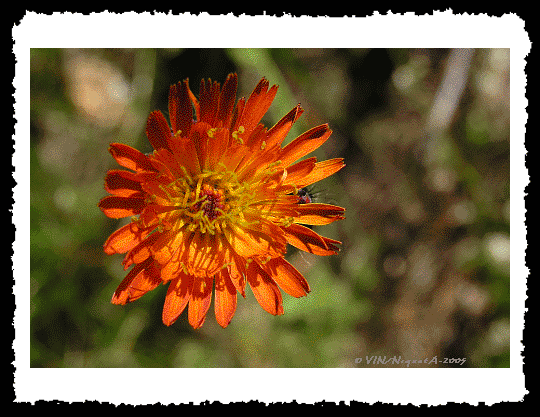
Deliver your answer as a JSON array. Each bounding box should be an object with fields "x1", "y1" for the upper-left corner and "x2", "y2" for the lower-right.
[
  {"x1": 190, "y1": 319, "x2": 206, "y2": 330},
  {"x1": 162, "y1": 308, "x2": 181, "y2": 327},
  {"x1": 162, "y1": 317, "x2": 175, "y2": 327},
  {"x1": 111, "y1": 293, "x2": 125, "y2": 305}
]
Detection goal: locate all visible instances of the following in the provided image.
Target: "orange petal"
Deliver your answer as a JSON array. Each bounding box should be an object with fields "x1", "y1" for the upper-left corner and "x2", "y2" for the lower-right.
[
  {"x1": 283, "y1": 223, "x2": 341, "y2": 256},
  {"x1": 295, "y1": 158, "x2": 345, "y2": 188},
  {"x1": 234, "y1": 142, "x2": 281, "y2": 183},
  {"x1": 139, "y1": 175, "x2": 174, "y2": 204},
  {"x1": 223, "y1": 220, "x2": 286, "y2": 260},
  {"x1": 262, "y1": 257, "x2": 310, "y2": 298},
  {"x1": 188, "y1": 277, "x2": 213, "y2": 329},
  {"x1": 136, "y1": 203, "x2": 178, "y2": 229},
  {"x1": 168, "y1": 136, "x2": 201, "y2": 177},
  {"x1": 146, "y1": 110, "x2": 173, "y2": 152},
  {"x1": 216, "y1": 73, "x2": 238, "y2": 128},
  {"x1": 162, "y1": 272, "x2": 194, "y2": 326},
  {"x1": 185, "y1": 232, "x2": 225, "y2": 277},
  {"x1": 104, "y1": 169, "x2": 145, "y2": 197},
  {"x1": 249, "y1": 198, "x2": 301, "y2": 222},
  {"x1": 108, "y1": 143, "x2": 157, "y2": 172},
  {"x1": 207, "y1": 127, "x2": 230, "y2": 170},
  {"x1": 152, "y1": 148, "x2": 188, "y2": 180},
  {"x1": 111, "y1": 258, "x2": 161, "y2": 305},
  {"x1": 161, "y1": 232, "x2": 194, "y2": 282},
  {"x1": 169, "y1": 80, "x2": 193, "y2": 136},
  {"x1": 205, "y1": 235, "x2": 228, "y2": 277},
  {"x1": 227, "y1": 251, "x2": 247, "y2": 297},
  {"x1": 230, "y1": 96, "x2": 245, "y2": 133},
  {"x1": 98, "y1": 196, "x2": 146, "y2": 218},
  {"x1": 151, "y1": 228, "x2": 184, "y2": 265},
  {"x1": 104, "y1": 221, "x2": 152, "y2": 255},
  {"x1": 199, "y1": 78, "x2": 221, "y2": 126},
  {"x1": 144, "y1": 153, "x2": 176, "y2": 182},
  {"x1": 243, "y1": 123, "x2": 268, "y2": 152},
  {"x1": 281, "y1": 157, "x2": 317, "y2": 186},
  {"x1": 234, "y1": 126, "x2": 288, "y2": 182},
  {"x1": 219, "y1": 141, "x2": 250, "y2": 173},
  {"x1": 214, "y1": 269, "x2": 237, "y2": 328},
  {"x1": 238, "y1": 78, "x2": 278, "y2": 140},
  {"x1": 266, "y1": 104, "x2": 304, "y2": 149},
  {"x1": 122, "y1": 231, "x2": 161, "y2": 270},
  {"x1": 279, "y1": 124, "x2": 333, "y2": 167},
  {"x1": 160, "y1": 255, "x2": 183, "y2": 283},
  {"x1": 246, "y1": 261, "x2": 283, "y2": 316},
  {"x1": 190, "y1": 121, "x2": 214, "y2": 171},
  {"x1": 187, "y1": 80, "x2": 200, "y2": 121},
  {"x1": 293, "y1": 203, "x2": 345, "y2": 225}
]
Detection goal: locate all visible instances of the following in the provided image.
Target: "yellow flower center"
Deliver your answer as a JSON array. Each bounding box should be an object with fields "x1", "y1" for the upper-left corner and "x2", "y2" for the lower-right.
[{"x1": 156, "y1": 164, "x2": 258, "y2": 235}]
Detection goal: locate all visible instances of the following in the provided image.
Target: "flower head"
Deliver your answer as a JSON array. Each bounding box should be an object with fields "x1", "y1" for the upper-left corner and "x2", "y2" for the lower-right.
[{"x1": 99, "y1": 73, "x2": 345, "y2": 329}]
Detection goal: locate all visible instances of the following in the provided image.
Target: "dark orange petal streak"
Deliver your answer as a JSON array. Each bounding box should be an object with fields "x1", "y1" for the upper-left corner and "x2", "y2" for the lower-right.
[
  {"x1": 104, "y1": 221, "x2": 152, "y2": 255},
  {"x1": 283, "y1": 223, "x2": 341, "y2": 256},
  {"x1": 292, "y1": 203, "x2": 346, "y2": 225},
  {"x1": 188, "y1": 277, "x2": 213, "y2": 329},
  {"x1": 111, "y1": 258, "x2": 161, "y2": 305},
  {"x1": 224, "y1": 220, "x2": 286, "y2": 260},
  {"x1": 238, "y1": 78, "x2": 278, "y2": 140},
  {"x1": 104, "y1": 170, "x2": 144, "y2": 197},
  {"x1": 122, "y1": 231, "x2": 161, "y2": 270},
  {"x1": 214, "y1": 269, "x2": 237, "y2": 328},
  {"x1": 282, "y1": 157, "x2": 317, "y2": 186},
  {"x1": 163, "y1": 272, "x2": 194, "y2": 326},
  {"x1": 262, "y1": 257, "x2": 310, "y2": 298},
  {"x1": 294, "y1": 158, "x2": 345, "y2": 188},
  {"x1": 108, "y1": 143, "x2": 156, "y2": 172},
  {"x1": 169, "y1": 80, "x2": 193, "y2": 136},
  {"x1": 98, "y1": 196, "x2": 146, "y2": 218},
  {"x1": 199, "y1": 78, "x2": 221, "y2": 126},
  {"x1": 265, "y1": 104, "x2": 304, "y2": 150},
  {"x1": 279, "y1": 124, "x2": 333, "y2": 167},
  {"x1": 216, "y1": 73, "x2": 238, "y2": 127},
  {"x1": 246, "y1": 261, "x2": 284, "y2": 316},
  {"x1": 146, "y1": 111, "x2": 173, "y2": 152}
]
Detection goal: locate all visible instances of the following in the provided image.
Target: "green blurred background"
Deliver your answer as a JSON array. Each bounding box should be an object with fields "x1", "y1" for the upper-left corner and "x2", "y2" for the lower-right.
[{"x1": 30, "y1": 48, "x2": 510, "y2": 368}]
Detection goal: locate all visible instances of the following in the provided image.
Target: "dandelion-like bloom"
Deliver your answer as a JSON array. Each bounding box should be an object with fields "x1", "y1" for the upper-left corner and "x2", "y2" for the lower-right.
[{"x1": 99, "y1": 74, "x2": 345, "y2": 328}]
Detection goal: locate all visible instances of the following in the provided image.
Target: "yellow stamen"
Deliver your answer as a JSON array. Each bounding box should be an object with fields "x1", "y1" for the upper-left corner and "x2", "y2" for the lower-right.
[{"x1": 232, "y1": 126, "x2": 245, "y2": 144}]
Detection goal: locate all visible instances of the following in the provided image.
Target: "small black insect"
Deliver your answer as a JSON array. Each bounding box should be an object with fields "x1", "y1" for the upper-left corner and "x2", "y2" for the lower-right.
[{"x1": 297, "y1": 187, "x2": 314, "y2": 205}]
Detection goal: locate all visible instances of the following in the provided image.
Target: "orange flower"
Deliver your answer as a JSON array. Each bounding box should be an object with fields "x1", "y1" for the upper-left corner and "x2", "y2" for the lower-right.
[{"x1": 99, "y1": 73, "x2": 345, "y2": 329}]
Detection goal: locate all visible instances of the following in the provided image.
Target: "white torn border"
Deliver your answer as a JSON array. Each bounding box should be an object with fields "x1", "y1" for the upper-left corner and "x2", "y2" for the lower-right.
[{"x1": 13, "y1": 11, "x2": 529, "y2": 405}]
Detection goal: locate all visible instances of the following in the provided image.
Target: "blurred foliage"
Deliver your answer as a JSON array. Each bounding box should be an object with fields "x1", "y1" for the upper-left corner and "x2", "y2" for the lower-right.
[{"x1": 29, "y1": 48, "x2": 510, "y2": 368}]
